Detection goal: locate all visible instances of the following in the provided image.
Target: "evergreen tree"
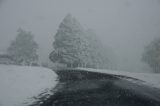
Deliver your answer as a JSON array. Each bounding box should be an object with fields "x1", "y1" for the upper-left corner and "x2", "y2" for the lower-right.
[
  {"x1": 7, "y1": 28, "x2": 38, "y2": 65},
  {"x1": 142, "y1": 37, "x2": 160, "y2": 73},
  {"x1": 50, "y1": 14, "x2": 116, "y2": 69},
  {"x1": 50, "y1": 14, "x2": 87, "y2": 67}
]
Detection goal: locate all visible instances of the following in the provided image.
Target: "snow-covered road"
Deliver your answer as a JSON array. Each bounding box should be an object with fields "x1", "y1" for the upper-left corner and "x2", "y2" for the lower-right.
[
  {"x1": 45, "y1": 68, "x2": 160, "y2": 106},
  {"x1": 1, "y1": 66, "x2": 160, "y2": 106},
  {"x1": 41, "y1": 69, "x2": 160, "y2": 106},
  {"x1": 77, "y1": 68, "x2": 160, "y2": 88}
]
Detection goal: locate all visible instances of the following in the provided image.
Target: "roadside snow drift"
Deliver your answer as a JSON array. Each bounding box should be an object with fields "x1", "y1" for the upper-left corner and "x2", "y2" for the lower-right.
[
  {"x1": 78, "y1": 68, "x2": 160, "y2": 88},
  {"x1": 0, "y1": 65, "x2": 58, "y2": 106}
]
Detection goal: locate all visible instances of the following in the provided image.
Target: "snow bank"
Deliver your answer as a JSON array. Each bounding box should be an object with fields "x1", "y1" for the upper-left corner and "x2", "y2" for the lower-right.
[
  {"x1": 78, "y1": 68, "x2": 160, "y2": 88},
  {"x1": 0, "y1": 65, "x2": 58, "y2": 106}
]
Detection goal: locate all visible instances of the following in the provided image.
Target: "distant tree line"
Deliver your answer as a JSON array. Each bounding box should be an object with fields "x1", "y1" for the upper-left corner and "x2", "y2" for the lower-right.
[
  {"x1": 3, "y1": 13, "x2": 160, "y2": 73},
  {"x1": 5, "y1": 13, "x2": 160, "y2": 73},
  {"x1": 4, "y1": 14, "x2": 116, "y2": 70}
]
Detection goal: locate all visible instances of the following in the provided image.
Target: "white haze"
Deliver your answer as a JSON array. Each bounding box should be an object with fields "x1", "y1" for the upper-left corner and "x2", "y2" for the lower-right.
[{"x1": 0, "y1": 0, "x2": 160, "y2": 72}]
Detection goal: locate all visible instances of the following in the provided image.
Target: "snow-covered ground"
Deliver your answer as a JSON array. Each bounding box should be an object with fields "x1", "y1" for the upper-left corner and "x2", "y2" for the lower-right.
[
  {"x1": 0, "y1": 65, "x2": 58, "y2": 106},
  {"x1": 78, "y1": 68, "x2": 160, "y2": 88}
]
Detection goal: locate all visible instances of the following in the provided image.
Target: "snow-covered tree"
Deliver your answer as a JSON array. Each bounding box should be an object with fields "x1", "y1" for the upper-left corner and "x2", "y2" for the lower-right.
[
  {"x1": 50, "y1": 14, "x2": 88, "y2": 67},
  {"x1": 86, "y1": 29, "x2": 116, "y2": 69},
  {"x1": 142, "y1": 37, "x2": 160, "y2": 73},
  {"x1": 50, "y1": 14, "x2": 116, "y2": 69},
  {"x1": 7, "y1": 28, "x2": 39, "y2": 66}
]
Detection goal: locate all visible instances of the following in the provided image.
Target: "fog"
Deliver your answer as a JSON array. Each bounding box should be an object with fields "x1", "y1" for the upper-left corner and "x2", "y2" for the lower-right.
[{"x1": 0, "y1": 0, "x2": 160, "y2": 72}]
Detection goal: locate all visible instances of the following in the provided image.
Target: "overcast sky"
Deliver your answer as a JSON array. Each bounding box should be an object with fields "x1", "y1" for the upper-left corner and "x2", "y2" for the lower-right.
[{"x1": 0, "y1": 0, "x2": 160, "y2": 72}]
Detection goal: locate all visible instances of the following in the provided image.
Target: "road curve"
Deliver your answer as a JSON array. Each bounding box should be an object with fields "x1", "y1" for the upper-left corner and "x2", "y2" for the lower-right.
[{"x1": 40, "y1": 69, "x2": 160, "y2": 106}]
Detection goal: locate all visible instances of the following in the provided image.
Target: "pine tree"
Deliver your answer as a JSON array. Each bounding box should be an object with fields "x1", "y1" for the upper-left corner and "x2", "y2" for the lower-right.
[
  {"x1": 50, "y1": 14, "x2": 116, "y2": 69},
  {"x1": 50, "y1": 14, "x2": 87, "y2": 67},
  {"x1": 7, "y1": 28, "x2": 38, "y2": 65},
  {"x1": 142, "y1": 37, "x2": 160, "y2": 73}
]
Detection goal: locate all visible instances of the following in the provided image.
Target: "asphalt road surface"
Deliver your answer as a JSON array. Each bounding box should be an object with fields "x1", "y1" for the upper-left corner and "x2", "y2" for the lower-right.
[{"x1": 38, "y1": 69, "x2": 160, "y2": 106}]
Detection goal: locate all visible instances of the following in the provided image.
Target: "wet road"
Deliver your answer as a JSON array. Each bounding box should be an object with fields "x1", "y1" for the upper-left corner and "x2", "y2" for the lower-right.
[{"x1": 40, "y1": 69, "x2": 160, "y2": 106}]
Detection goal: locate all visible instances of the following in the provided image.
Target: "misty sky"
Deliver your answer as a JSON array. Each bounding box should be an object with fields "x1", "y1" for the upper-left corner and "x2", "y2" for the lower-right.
[{"x1": 0, "y1": 0, "x2": 160, "y2": 72}]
